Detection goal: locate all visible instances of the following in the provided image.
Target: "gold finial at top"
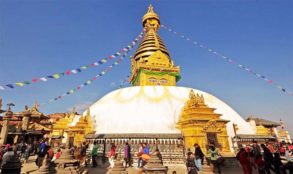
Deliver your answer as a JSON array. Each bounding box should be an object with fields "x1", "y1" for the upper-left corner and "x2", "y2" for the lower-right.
[
  {"x1": 147, "y1": 4, "x2": 154, "y2": 13},
  {"x1": 185, "y1": 90, "x2": 205, "y2": 108},
  {"x1": 33, "y1": 102, "x2": 39, "y2": 110},
  {"x1": 142, "y1": 4, "x2": 160, "y2": 28}
]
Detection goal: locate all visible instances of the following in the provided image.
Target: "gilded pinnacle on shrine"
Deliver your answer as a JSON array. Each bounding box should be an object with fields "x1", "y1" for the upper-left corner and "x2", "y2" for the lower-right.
[{"x1": 142, "y1": 4, "x2": 160, "y2": 26}]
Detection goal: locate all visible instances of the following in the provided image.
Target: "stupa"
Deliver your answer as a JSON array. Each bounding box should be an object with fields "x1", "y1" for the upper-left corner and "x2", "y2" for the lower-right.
[{"x1": 79, "y1": 5, "x2": 255, "y2": 170}]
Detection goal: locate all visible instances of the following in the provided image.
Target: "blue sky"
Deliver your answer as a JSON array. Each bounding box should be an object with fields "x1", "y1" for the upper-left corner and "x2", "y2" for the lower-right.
[{"x1": 0, "y1": 1, "x2": 292, "y2": 134}]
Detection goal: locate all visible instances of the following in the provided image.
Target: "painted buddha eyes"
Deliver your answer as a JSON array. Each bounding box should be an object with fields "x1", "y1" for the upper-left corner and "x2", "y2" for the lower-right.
[{"x1": 148, "y1": 77, "x2": 168, "y2": 84}]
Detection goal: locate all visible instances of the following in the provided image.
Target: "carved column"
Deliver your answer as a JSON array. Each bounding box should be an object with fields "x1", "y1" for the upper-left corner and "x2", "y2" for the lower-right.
[{"x1": 0, "y1": 108, "x2": 13, "y2": 145}]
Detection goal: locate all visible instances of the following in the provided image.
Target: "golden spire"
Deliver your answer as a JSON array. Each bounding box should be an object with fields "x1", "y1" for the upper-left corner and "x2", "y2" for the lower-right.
[
  {"x1": 129, "y1": 5, "x2": 180, "y2": 86},
  {"x1": 142, "y1": 5, "x2": 160, "y2": 28},
  {"x1": 134, "y1": 5, "x2": 170, "y2": 62}
]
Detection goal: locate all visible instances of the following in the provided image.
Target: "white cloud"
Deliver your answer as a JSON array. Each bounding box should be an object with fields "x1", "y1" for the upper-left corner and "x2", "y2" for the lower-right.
[{"x1": 67, "y1": 101, "x2": 92, "y2": 114}]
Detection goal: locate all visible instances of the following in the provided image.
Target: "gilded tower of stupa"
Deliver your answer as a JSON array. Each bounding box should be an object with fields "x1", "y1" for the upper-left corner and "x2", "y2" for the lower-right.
[{"x1": 129, "y1": 5, "x2": 180, "y2": 86}]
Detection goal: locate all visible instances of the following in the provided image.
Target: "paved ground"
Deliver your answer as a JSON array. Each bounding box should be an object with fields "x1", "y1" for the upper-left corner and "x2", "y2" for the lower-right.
[{"x1": 21, "y1": 155, "x2": 248, "y2": 174}]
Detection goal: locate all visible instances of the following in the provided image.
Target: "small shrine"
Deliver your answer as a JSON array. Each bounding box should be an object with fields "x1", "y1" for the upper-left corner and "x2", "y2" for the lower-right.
[
  {"x1": 246, "y1": 116, "x2": 280, "y2": 136},
  {"x1": 66, "y1": 109, "x2": 94, "y2": 147},
  {"x1": 234, "y1": 117, "x2": 292, "y2": 145},
  {"x1": 177, "y1": 90, "x2": 230, "y2": 154},
  {"x1": 51, "y1": 108, "x2": 77, "y2": 145}
]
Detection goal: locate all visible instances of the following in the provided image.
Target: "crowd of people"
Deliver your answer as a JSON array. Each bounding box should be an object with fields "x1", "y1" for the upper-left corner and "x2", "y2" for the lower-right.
[
  {"x1": 185, "y1": 141, "x2": 293, "y2": 174},
  {"x1": 1, "y1": 138, "x2": 292, "y2": 173},
  {"x1": 0, "y1": 139, "x2": 65, "y2": 171},
  {"x1": 236, "y1": 141, "x2": 293, "y2": 174},
  {"x1": 85, "y1": 141, "x2": 163, "y2": 171}
]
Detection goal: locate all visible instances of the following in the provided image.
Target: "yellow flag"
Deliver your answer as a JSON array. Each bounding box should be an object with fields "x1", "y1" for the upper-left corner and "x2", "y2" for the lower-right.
[
  {"x1": 53, "y1": 74, "x2": 60, "y2": 79},
  {"x1": 15, "y1": 82, "x2": 25, "y2": 86}
]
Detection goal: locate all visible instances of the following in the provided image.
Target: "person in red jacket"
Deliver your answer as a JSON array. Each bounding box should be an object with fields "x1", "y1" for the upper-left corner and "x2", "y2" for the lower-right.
[{"x1": 237, "y1": 148, "x2": 252, "y2": 174}]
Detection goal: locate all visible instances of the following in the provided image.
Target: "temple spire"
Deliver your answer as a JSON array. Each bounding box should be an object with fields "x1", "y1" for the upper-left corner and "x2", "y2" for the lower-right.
[
  {"x1": 142, "y1": 4, "x2": 160, "y2": 31},
  {"x1": 129, "y1": 5, "x2": 180, "y2": 86}
]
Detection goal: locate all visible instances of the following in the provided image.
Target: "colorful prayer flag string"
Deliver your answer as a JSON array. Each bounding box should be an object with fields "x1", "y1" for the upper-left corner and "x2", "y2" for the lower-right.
[
  {"x1": 161, "y1": 24, "x2": 293, "y2": 96},
  {"x1": 40, "y1": 53, "x2": 131, "y2": 106},
  {"x1": 0, "y1": 32, "x2": 144, "y2": 91}
]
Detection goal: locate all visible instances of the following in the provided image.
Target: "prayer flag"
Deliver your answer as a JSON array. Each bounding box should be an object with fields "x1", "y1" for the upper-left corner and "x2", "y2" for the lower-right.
[
  {"x1": 53, "y1": 74, "x2": 60, "y2": 79},
  {"x1": 66, "y1": 70, "x2": 71, "y2": 75},
  {"x1": 6, "y1": 84, "x2": 14, "y2": 88},
  {"x1": 81, "y1": 66, "x2": 87, "y2": 70},
  {"x1": 15, "y1": 82, "x2": 25, "y2": 87},
  {"x1": 47, "y1": 75, "x2": 54, "y2": 79},
  {"x1": 40, "y1": 77, "x2": 48, "y2": 82},
  {"x1": 32, "y1": 78, "x2": 39, "y2": 83}
]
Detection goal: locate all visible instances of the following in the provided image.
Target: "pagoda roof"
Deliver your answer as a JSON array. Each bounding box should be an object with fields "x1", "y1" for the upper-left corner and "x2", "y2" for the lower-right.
[
  {"x1": 246, "y1": 116, "x2": 280, "y2": 127},
  {"x1": 15, "y1": 104, "x2": 48, "y2": 119},
  {"x1": 0, "y1": 115, "x2": 22, "y2": 125},
  {"x1": 29, "y1": 122, "x2": 51, "y2": 131}
]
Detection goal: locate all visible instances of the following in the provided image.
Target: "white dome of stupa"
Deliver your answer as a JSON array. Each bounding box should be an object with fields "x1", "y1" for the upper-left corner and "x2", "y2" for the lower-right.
[{"x1": 84, "y1": 86, "x2": 254, "y2": 149}]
